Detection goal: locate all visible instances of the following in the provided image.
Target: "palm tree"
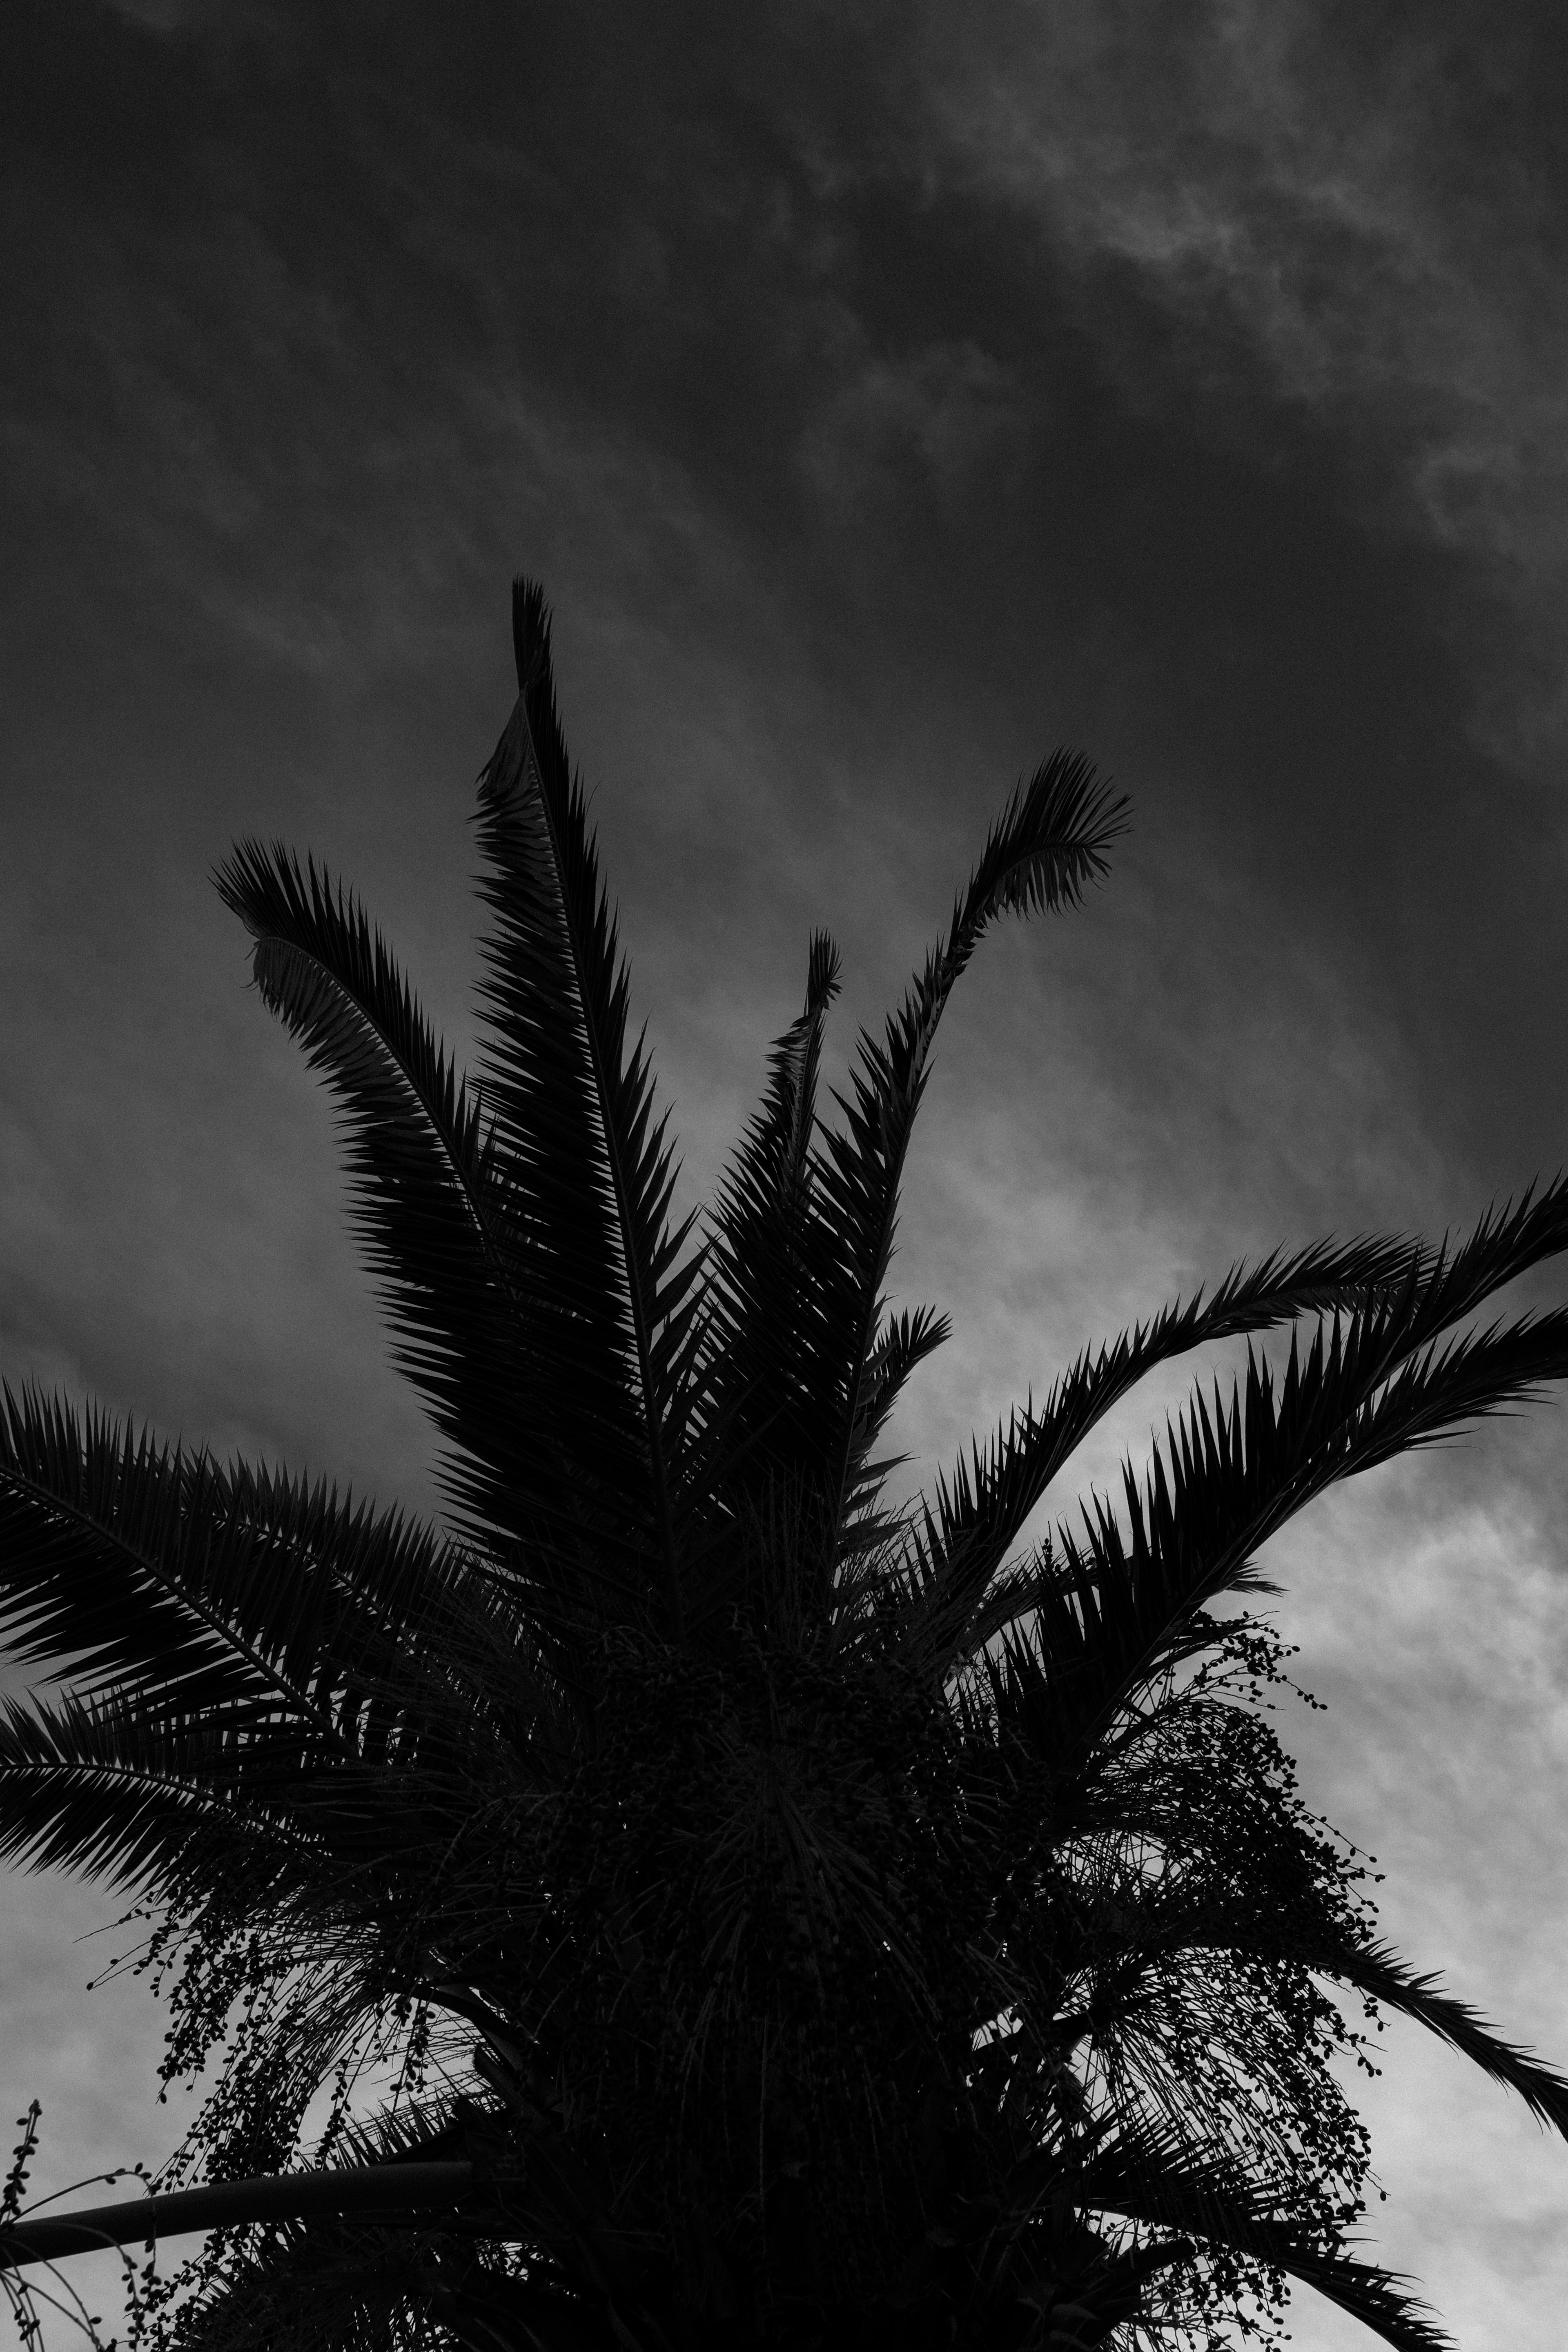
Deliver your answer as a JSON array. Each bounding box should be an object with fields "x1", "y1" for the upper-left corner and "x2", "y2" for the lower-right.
[{"x1": 3, "y1": 582, "x2": 1568, "y2": 2352}]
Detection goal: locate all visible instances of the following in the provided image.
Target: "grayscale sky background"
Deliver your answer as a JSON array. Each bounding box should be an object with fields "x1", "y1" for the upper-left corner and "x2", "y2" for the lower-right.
[{"x1": 3, "y1": 4, "x2": 1567, "y2": 2345}]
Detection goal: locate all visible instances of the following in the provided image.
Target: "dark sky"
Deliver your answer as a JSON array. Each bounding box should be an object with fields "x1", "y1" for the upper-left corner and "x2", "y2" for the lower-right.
[{"x1": 4, "y1": 4, "x2": 1568, "y2": 2344}]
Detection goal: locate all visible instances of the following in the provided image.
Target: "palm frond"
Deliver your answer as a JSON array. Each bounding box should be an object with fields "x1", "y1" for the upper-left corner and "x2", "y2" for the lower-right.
[
  {"x1": 897, "y1": 1230, "x2": 1434, "y2": 1678},
  {"x1": 889, "y1": 1175, "x2": 1568, "y2": 1684},
  {"x1": 846, "y1": 1305, "x2": 953, "y2": 1506},
  {"x1": 1077, "y1": 2125, "x2": 1454, "y2": 2352},
  {"x1": 468, "y1": 580, "x2": 708, "y2": 1634},
  {"x1": 214, "y1": 844, "x2": 612, "y2": 1613},
  {"x1": 703, "y1": 931, "x2": 843, "y2": 1513},
  {"x1": 807, "y1": 753, "x2": 1128, "y2": 1563},
  {"x1": 1308, "y1": 1936, "x2": 1568, "y2": 2139},
  {"x1": 0, "y1": 1686, "x2": 323, "y2": 1893},
  {"x1": 0, "y1": 1646, "x2": 523, "y2": 1923},
  {"x1": 1027, "y1": 1292, "x2": 1568, "y2": 1766},
  {"x1": 0, "y1": 1386, "x2": 341, "y2": 1730},
  {"x1": 0, "y1": 1389, "x2": 535, "y2": 1754}
]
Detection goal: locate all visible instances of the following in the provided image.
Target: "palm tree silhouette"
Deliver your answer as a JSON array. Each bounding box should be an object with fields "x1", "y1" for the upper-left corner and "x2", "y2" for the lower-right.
[{"x1": 4, "y1": 581, "x2": 1568, "y2": 2352}]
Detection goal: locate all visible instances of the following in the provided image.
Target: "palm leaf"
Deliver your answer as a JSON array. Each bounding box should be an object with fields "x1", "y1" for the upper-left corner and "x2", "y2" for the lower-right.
[
  {"x1": 0, "y1": 1655, "x2": 519, "y2": 1911},
  {"x1": 1076, "y1": 2124, "x2": 1453, "y2": 2352},
  {"x1": 806, "y1": 753, "x2": 1128, "y2": 1559},
  {"x1": 0, "y1": 1386, "x2": 342, "y2": 1731},
  {"x1": 1026, "y1": 1289, "x2": 1568, "y2": 1766},
  {"x1": 213, "y1": 846, "x2": 593, "y2": 1605},
  {"x1": 0, "y1": 1686, "x2": 325, "y2": 1893},
  {"x1": 1307, "y1": 1936, "x2": 1568, "y2": 2139},
  {"x1": 0, "y1": 1389, "x2": 537, "y2": 1756},
  {"x1": 703, "y1": 931, "x2": 843, "y2": 1512},
  {"x1": 839, "y1": 1302, "x2": 954, "y2": 1540},
  {"x1": 909, "y1": 1174, "x2": 1568, "y2": 1677},
  {"x1": 1096, "y1": 1865, "x2": 1568, "y2": 2149},
  {"x1": 469, "y1": 580, "x2": 708, "y2": 1635},
  {"x1": 149, "y1": 2213, "x2": 609, "y2": 2352},
  {"x1": 898, "y1": 1229, "x2": 1437, "y2": 1679}
]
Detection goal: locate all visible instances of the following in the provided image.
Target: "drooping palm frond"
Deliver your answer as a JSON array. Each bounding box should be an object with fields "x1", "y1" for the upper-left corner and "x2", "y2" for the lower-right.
[
  {"x1": 0, "y1": 1393, "x2": 566, "y2": 1972},
  {"x1": 0, "y1": 1387, "x2": 342, "y2": 1731},
  {"x1": 0, "y1": 1389, "x2": 524, "y2": 1733},
  {"x1": 1301, "y1": 1937, "x2": 1568, "y2": 2139},
  {"x1": 0, "y1": 1662, "x2": 514, "y2": 1902},
  {"x1": 0, "y1": 1687, "x2": 325, "y2": 1893},
  {"x1": 1076, "y1": 2120, "x2": 1453, "y2": 2352}
]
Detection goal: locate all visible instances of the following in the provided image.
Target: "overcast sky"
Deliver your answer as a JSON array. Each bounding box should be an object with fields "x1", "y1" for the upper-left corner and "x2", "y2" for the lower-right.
[{"x1": 3, "y1": 4, "x2": 1568, "y2": 2345}]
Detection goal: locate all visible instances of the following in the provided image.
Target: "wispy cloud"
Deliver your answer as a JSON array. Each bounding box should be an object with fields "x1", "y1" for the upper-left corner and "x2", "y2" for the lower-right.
[{"x1": 921, "y1": 0, "x2": 1568, "y2": 776}]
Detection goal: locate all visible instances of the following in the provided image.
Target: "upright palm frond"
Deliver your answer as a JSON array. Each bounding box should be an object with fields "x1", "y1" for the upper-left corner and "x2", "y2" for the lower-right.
[
  {"x1": 3, "y1": 581, "x2": 1567, "y2": 2352},
  {"x1": 804, "y1": 753, "x2": 1129, "y2": 1559},
  {"x1": 467, "y1": 583, "x2": 707, "y2": 1634},
  {"x1": 704, "y1": 932, "x2": 842, "y2": 1505},
  {"x1": 211, "y1": 846, "x2": 628, "y2": 1633}
]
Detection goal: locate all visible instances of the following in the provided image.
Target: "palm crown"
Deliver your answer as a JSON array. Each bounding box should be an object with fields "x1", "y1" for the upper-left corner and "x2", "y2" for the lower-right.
[{"x1": 4, "y1": 581, "x2": 1568, "y2": 2352}]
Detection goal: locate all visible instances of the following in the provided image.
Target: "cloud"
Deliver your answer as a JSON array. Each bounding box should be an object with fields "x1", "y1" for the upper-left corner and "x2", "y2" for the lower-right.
[
  {"x1": 102, "y1": 0, "x2": 290, "y2": 40},
  {"x1": 919, "y1": 0, "x2": 1568, "y2": 780},
  {"x1": 1258, "y1": 1446, "x2": 1568, "y2": 2350}
]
